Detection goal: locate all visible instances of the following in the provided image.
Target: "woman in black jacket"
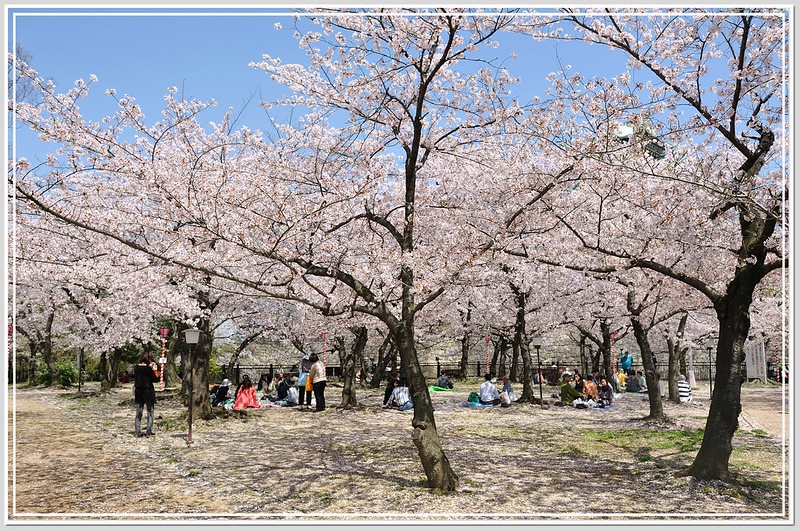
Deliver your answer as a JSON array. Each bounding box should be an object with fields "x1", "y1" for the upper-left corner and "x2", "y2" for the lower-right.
[{"x1": 134, "y1": 351, "x2": 159, "y2": 437}]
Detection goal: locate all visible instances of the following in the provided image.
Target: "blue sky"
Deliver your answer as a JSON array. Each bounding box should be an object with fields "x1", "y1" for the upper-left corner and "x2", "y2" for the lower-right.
[{"x1": 9, "y1": 7, "x2": 631, "y2": 162}]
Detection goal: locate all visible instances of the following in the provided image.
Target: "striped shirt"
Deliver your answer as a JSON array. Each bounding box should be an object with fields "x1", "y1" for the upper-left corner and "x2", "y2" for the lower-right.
[{"x1": 677, "y1": 380, "x2": 692, "y2": 403}]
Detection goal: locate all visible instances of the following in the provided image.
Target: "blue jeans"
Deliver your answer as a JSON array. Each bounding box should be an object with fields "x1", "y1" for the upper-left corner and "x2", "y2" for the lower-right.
[
  {"x1": 397, "y1": 398, "x2": 413, "y2": 411},
  {"x1": 135, "y1": 402, "x2": 154, "y2": 435}
]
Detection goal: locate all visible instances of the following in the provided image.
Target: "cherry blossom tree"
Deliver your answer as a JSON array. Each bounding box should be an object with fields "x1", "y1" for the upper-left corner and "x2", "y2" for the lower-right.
[
  {"x1": 11, "y1": 10, "x2": 556, "y2": 491},
  {"x1": 517, "y1": 9, "x2": 789, "y2": 481}
]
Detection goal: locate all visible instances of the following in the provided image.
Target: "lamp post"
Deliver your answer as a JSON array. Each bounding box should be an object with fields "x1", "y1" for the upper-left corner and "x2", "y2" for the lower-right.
[
  {"x1": 532, "y1": 336, "x2": 543, "y2": 409},
  {"x1": 435, "y1": 356, "x2": 440, "y2": 379},
  {"x1": 705, "y1": 341, "x2": 714, "y2": 400},
  {"x1": 183, "y1": 328, "x2": 201, "y2": 447}
]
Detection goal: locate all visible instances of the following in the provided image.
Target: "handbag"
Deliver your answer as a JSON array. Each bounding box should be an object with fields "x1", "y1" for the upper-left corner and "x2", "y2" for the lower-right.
[{"x1": 305, "y1": 375, "x2": 313, "y2": 391}]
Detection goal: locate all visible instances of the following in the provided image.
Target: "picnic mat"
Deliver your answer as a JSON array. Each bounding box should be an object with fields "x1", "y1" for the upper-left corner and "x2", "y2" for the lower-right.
[
  {"x1": 590, "y1": 404, "x2": 620, "y2": 411},
  {"x1": 428, "y1": 386, "x2": 454, "y2": 392},
  {"x1": 443, "y1": 401, "x2": 496, "y2": 408}
]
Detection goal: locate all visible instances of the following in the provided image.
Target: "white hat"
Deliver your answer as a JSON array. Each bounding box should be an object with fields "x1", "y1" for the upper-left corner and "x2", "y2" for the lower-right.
[{"x1": 221, "y1": 379, "x2": 231, "y2": 387}]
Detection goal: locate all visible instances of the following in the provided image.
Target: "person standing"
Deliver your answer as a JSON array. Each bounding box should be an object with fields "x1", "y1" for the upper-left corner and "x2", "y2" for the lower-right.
[
  {"x1": 134, "y1": 351, "x2": 159, "y2": 437},
  {"x1": 620, "y1": 351, "x2": 633, "y2": 372},
  {"x1": 308, "y1": 353, "x2": 327, "y2": 412},
  {"x1": 297, "y1": 356, "x2": 313, "y2": 410}
]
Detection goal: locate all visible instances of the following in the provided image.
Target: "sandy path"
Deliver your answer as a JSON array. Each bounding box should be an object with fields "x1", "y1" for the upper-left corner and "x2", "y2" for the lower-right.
[
  {"x1": 7, "y1": 390, "x2": 232, "y2": 518},
  {"x1": 6, "y1": 382, "x2": 789, "y2": 520}
]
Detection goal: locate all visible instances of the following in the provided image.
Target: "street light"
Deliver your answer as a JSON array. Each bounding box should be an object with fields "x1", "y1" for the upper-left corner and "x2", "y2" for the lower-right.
[
  {"x1": 183, "y1": 328, "x2": 201, "y2": 446},
  {"x1": 532, "y1": 336, "x2": 543, "y2": 409}
]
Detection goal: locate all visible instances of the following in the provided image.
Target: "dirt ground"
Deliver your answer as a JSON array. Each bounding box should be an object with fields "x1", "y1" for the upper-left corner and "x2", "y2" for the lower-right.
[{"x1": 6, "y1": 378, "x2": 791, "y2": 521}]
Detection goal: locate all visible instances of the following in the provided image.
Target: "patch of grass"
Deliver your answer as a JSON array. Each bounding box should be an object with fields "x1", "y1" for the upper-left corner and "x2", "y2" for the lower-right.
[
  {"x1": 101, "y1": 422, "x2": 113, "y2": 428},
  {"x1": 664, "y1": 428, "x2": 705, "y2": 451},
  {"x1": 187, "y1": 470, "x2": 199, "y2": 477},
  {"x1": 164, "y1": 459, "x2": 178, "y2": 465},
  {"x1": 750, "y1": 429, "x2": 769, "y2": 438},
  {"x1": 635, "y1": 455, "x2": 654, "y2": 462}
]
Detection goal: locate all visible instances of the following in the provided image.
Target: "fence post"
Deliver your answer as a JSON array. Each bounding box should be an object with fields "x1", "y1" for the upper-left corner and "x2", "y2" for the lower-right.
[{"x1": 235, "y1": 364, "x2": 240, "y2": 386}]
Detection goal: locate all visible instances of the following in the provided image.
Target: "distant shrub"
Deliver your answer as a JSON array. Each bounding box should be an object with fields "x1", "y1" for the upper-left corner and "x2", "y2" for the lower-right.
[{"x1": 56, "y1": 360, "x2": 79, "y2": 387}]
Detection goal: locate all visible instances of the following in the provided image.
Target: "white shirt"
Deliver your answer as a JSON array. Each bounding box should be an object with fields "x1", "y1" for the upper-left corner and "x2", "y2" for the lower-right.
[
  {"x1": 479, "y1": 380, "x2": 500, "y2": 402},
  {"x1": 390, "y1": 386, "x2": 411, "y2": 406}
]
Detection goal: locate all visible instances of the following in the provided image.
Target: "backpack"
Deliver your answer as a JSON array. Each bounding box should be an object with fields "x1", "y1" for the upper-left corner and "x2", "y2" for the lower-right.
[{"x1": 467, "y1": 391, "x2": 480, "y2": 404}]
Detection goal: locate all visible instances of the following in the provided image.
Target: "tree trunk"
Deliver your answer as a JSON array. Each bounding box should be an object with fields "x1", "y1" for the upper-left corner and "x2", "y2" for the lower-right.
[
  {"x1": 457, "y1": 304, "x2": 473, "y2": 380},
  {"x1": 600, "y1": 321, "x2": 616, "y2": 392},
  {"x1": 164, "y1": 325, "x2": 184, "y2": 388},
  {"x1": 99, "y1": 351, "x2": 110, "y2": 391},
  {"x1": 679, "y1": 275, "x2": 758, "y2": 481},
  {"x1": 511, "y1": 285, "x2": 536, "y2": 403},
  {"x1": 108, "y1": 347, "x2": 122, "y2": 389},
  {"x1": 390, "y1": 320, "x2": 458, "y2": 491},
  {"x1": 489, "y1": 336, "x2": 500, "y2": 377},
  {"x1": 667, "y1": 312, "x2": 688, "y2": 403},
  {"x1": 369, "y1": 331, "x2": 395, "y2": 389},
  {"x1": 630, "y1": 317, "x2": 666, "y2": 421},
  {"x1": 591, "y1": 346, "x2": 601, "y2": 373},
  {"x1": 187, "y1": 319, "x2": 213, "y2": 420},
  {"x1": 40, "y1": 311, "x2": 58, "y2": 387},
  {"x1": 579, "y1": 335, "x2": 589, "y2": 377},
  {"x1": 679, "y1": 347, "x2": 688, "y2": 377},
  {"x1": 498, "y1": 335, "x2": 509, "y2": 377},
  {"x1": 340, "y1": 326, "x2": 366, "y2": 409},
  {"x1": 667, "y1": 338, "x2": 680, "y2": 403},
  {"x1": 510, "y1": 337, "x2": 520, "y2": 383}
]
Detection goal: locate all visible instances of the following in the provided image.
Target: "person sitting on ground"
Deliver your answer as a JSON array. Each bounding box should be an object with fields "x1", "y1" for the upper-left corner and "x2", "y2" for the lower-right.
[
  {"x1": 260, "y1": 374, "x2": 276, "y2": 401},
  {"x1": 274, "y1": 377, "x2": 299, "y2": 407},
  {"x1": 597, "y1": 377, "x2": 613, "y2": 407},
  {"x1": 120, "y1": 370, "x2": 130, "y2": 384},
  {"x1": 573, "y1": 373, "x2": 584, "y2": 394},
  {"x1": 382, "y1": 378, "x2": 413, "y2": 411},
  {"x1": 677, "y1": 374, "x2": 693, "y2": 403},
  {"x1": 270, "y1": 373, "x2": 290, "y2": 403},
  {"x1": 437, "y1": 371, "x2": 454, "y2": 390},
  {"x1": 559, "y1": 372, "x2": 583, "y2": 406},
  {"x1": 617, "y1": 369, "x2": 627, "y2": 389},
  {"x1": 233, "y1": 374, "x2": 260, "y2": 409},
  {"x1": 212, "y1": 379, "x2": 231, "y2": 407},
  {"x1": 479, "y1": 373, "x2": 502, "y2": 405},
  {"x1": 582, "y1": 374, "x2": 598, "y2": 402},
  {"x1": 256, "y1": 373, "x2": 269, "y2": 393},
  {"x1": 500, "y1": 375, "x2": 517, "y2": 406},
  {"x1": 626, "y1": 370, "x2": 642, "y2": 393},
  {"x1": 634, "y1": 370, "x2": 646, "y2": 391}
]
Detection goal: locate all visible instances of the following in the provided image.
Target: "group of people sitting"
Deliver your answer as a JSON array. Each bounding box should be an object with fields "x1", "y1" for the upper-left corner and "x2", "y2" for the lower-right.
[
  {"x1": 478, "y1": 373, "x2": 517, "y2": 407},
  {"x1": 209, "y1": 373, "x2": 301, "y2": 410},
  {"x1": 617, "y1": 369, "x2": 648, "y2": 393},
  {"x1": 559, "y1": 371, "x2": 614, "y2": 408}
]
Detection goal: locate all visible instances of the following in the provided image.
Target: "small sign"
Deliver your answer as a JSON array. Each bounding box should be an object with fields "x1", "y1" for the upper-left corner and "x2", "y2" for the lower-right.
[
  {"x1": 744, "y1": 341, "x2": 766, "y2": 382},
  {"x1": 159, "y1": 357, "x2": 167, "y2": 364}
]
